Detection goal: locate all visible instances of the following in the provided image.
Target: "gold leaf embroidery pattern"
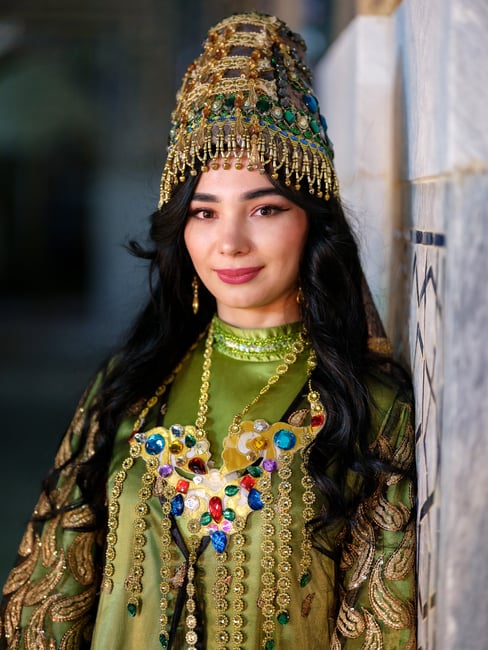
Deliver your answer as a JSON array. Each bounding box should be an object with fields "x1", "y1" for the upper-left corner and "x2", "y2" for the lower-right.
[
  {"x1": 41, "y1": 517, "x2": 61, "y2": 568},
  {"x1": 18, "y1": 523, "x2": 36, "y2": 558},
  {"x1": 336, "y1": 597, "x2": 365, "y2": 638},
  {"x1": 59, "y1": 616, "x2": 94, "y2": 650},
  {"x1": 330, "y1": 630, "x2": 342, "y2": 649},
  {"x1": 370, "y1": 494, "x2": 410, "y2": 532},
  {"x1": 25, "y1": 594, "x2": 59, "y2": 650},
  {"x1": 24, "y1": 552, "x2": 66, "y2": 607},
  {"x1": 50, "y1": 587, "x2": 97, "y2": 622},
  {"x1": 392, "y1": 415, "x2": 414, "y2": 471},
  {"x1": 369, "y1": 559, "x2": 415, "y2": 630},
  {"x1": 2, "y1": 581, "x2": 30, "y2": 644},
  {"x1": 67, "y1": 533, "x2": 97, "y2": 587},
  {"x1": 360, "y1": 609, "x2": 383, "y2": 650},
  {"x1": 2, "y1": 543, "x2": 41, "y2": 595},
  {"x1": 345, "y1": 517, "x2": 376, "y2": 589},
  {"x1": 61, "y1": 504, "x2": 96, "y2": 529},
  {"x1": 384, "y1": 521, "x2": 415, "y2": 581}
]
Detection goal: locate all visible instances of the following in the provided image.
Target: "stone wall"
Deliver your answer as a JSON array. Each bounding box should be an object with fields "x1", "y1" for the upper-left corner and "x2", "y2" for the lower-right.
[{"x1": 316, "y1": 1, "x2": 488, "y2": 647}]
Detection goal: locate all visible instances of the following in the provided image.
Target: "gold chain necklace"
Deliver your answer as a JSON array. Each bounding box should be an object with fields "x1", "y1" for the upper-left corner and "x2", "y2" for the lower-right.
[
  {"x1": 104, "y1": 316, "x2": 326, "y2": 650},
  {"x1": 195, "y1": 317, "x2": 317, "y2": 440}
]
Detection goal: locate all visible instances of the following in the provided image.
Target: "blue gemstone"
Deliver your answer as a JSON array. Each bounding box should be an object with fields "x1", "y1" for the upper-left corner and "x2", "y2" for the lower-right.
[
  {"x1": 171, "y1": 494, "x2": 184, "y2": 516},
  {"x1": 320, "y1": 114, "x2": 328, "y2": 131},
  {"x1": 211, "y1": 531, "x2": 228, "y2": 553},
  {"x1": 145, "y1": 434, "x2": 165, "y2": 455},
  {"x1": 248, "y1": 488, "x2": 264, "y2": 511},
  {"x1": 273, "y1": 429, "x2": 297, "y2": 451},
  {"x1": 303, "y1": 94, "x2": 318, "y2": 113}
]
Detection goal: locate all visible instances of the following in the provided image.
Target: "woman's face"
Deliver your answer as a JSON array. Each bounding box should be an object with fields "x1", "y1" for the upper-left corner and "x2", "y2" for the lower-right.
[{"x1": 184, "y1": 165, "x2": 309, "y2": 328}]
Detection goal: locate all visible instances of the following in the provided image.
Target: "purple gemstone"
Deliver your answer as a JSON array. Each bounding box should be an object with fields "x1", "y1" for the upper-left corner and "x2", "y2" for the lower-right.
[
  {"x1": 263, "y1": 459, "x2": 278, "y2": 473},
  {"x1": 159, "y1": 464, "x2": 173, "y2": 477}
]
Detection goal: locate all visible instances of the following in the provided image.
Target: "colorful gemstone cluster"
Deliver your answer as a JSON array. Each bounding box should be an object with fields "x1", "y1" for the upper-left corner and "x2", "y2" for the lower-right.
[{"x1": 102, "y1": 316, "x2": 326, "y2": 649}]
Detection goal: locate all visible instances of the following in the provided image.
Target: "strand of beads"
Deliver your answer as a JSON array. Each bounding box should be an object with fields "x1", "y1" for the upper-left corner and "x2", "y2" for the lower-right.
[
  {"x1": 275, "y1": 452, "x2": 294, "y2": 628},
  {"x1": 124, "y1": 454, "x2": 158, "y2": 616},
  {"x1": 102, "y1": 456, "x2": 134, "y2": 593}
]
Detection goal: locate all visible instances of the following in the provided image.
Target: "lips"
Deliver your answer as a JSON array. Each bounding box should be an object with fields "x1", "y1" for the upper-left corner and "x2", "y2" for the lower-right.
[{"x1": 215, "y1": 266, "x2": 263, "y2": 284}]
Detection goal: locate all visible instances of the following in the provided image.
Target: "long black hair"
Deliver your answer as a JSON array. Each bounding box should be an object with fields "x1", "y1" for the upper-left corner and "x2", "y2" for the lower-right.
[{"x1": 39, "y1": 170, "x2": 408, "y2": 550}]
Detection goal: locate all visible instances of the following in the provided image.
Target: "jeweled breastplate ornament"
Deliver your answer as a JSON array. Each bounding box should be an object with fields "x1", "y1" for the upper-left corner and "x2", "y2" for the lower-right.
[{"x1": 102, "y1": 317, "x2": 326, "y2": 650}]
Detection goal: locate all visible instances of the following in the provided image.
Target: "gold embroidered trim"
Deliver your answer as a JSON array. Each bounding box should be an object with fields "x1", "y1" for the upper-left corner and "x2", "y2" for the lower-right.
[
  {"x1": 2, "y1": 543, "x2": 41, "y2": 595},
  {"x1": 384, "y1": 521, "x2": 416, "y2": 581},
  {"x1": 41, "y1": 517, "x2": 61, "y2": 568},
  {"x1": 361, "y1": 609, "x2": 383, "y2": 650},
  {"x1": 336, "y1": 596, "x2": 365, "y2": 638},
  {"x1": 67, "y1": 533, "x2": 97, "y2": 586},
  {"x1": 61, "y1": 504, "x2": 96, "y2": 529},
  {"x1": 24, "y1": 552, "x2": 66, "y2": 607},
  {"x1": 51, "y1": 586, "x2": 97, "y2": 622},
  {"x1": 370, "y1": 494, "x2": 410, "y2": 532},
  {"x1": 369, "y1": 559, "x2": 415, "y2": 630},
  {"x1": 2, "y1": 581, "x2": 30, "y2": 643}
]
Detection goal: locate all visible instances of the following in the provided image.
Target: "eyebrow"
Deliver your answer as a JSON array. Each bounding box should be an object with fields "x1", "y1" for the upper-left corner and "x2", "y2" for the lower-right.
[{"x1": 191, "y1": 188, "x2": 281, "y2": 203}]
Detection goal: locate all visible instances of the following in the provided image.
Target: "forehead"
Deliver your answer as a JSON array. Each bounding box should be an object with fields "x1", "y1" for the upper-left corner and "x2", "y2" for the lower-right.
[{"x1": 193, "y1": 165, "x2": 275, "y2": 199}]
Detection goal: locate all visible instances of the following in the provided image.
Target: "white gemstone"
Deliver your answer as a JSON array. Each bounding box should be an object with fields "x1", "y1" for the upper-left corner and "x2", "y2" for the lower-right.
[{"x1": 253, "y1": 419, "x2": 269, "y2": 433}]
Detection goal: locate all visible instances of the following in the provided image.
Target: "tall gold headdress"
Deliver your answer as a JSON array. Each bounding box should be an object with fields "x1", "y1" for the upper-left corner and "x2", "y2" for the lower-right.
[{"x1": 159, "y1": 12, "x2": 338, "y2": 207}]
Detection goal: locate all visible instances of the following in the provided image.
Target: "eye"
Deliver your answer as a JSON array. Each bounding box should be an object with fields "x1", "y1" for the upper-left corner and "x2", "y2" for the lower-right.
[
  {"x1": 188, "y1": 207, "x2": 214, "y2": 220},
  {"x1": 254, "y1": 205, "x2": 287, "y2": 217}
]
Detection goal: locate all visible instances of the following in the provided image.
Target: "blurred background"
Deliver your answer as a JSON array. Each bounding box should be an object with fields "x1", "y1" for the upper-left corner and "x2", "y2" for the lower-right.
[{"x1": 1, "y1": 1, "x2": 487, "y2": 649}]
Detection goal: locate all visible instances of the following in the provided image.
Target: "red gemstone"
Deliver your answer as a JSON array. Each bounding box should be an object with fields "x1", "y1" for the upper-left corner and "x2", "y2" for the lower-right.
[
  {"x1": 176, "y1": 479, "x2": 190, "y2": 494},
  {"x1": 240, "y1": 474, "x2": 256, "y2": 491},
  {"x1": 311, "y1": 413, "x2": 325, "y2": 427},
  {"x1": 209, "y1": 496, "x2": 223, "y2": 523},
  {"x1": 188, "y1": 457, "x2": 207, "y2": 474}
]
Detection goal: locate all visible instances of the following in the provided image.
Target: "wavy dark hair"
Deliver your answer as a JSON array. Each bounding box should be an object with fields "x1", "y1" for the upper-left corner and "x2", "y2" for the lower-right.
[{"x1": 39, "y1": 170, "x2": 408, "y2": 553}]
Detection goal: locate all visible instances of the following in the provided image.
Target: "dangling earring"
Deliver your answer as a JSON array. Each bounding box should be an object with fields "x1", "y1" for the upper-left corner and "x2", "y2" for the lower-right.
[
  {"x1": 296, "y1": 286, "x2": 304, "y2": 304},
  {"x1": 192, "y1": 276, "x2": 199, "y2": 315}
]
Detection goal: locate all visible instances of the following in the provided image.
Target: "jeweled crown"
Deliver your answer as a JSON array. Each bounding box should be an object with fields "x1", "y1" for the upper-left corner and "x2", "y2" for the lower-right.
[{"x1": 159, "y1": 12, "x2": 338, "y2": 206}]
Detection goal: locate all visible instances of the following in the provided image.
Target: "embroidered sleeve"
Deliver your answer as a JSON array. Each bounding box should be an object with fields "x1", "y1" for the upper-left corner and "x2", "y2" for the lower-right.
[
  {"x1": 331, "y1": 392, "x2": 417, "y2": 650},
  {"x1": 0, "y1": 383, "x2": 104, "y2": 650}
]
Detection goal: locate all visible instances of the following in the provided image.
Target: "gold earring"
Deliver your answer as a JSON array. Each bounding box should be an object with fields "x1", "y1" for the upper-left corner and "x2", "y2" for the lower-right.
[
  {"x1": 192, "y1": 276, "x2": 199, "y2": 314},
  {"x1": 296, "y1": 286, "x2": 304, "y2": 304}
]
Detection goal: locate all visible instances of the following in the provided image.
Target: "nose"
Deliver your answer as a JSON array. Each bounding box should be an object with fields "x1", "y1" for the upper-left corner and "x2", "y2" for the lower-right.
[{"x1": 217, "y1": 215, "x2": 251, "y2": 256}]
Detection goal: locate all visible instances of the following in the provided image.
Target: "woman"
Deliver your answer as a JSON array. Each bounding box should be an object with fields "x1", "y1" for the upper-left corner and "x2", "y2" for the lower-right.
[{"x1": 0, "y1": 12, "x2": 416, "y2": 650}]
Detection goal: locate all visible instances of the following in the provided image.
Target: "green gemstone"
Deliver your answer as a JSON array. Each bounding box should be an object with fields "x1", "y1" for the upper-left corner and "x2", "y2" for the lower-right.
[
  {"x1": 224, "y1": 94, "x2": 235, "y2": 110},
  {"x1": 290, "y1": 127, "x2": 300, "y2": 135},
  {"x1": 284, "y1": 110, "x2": 295, "y2": 124},
  {"x1": 310, "y1": 119, "x2": 320, "y2": 134},
  {"x1": 223, "y1": 508, "x2": 235, "y2": 521},
  {"x1": 185, "y1": 434, "x2": 196, "y2": 448},
  {"x1": 247, "y1": 466, "x2": 263, "y2": 478},
  {"x1": 277, "y1": 611, "x2": 290, "y2": 625},
  {"x1": 256, "y1": 97, "x2": 270, "y2": 112},
  {"x1": 159, "y1": 634, "x2": 168, "y2": 648},
  {"x1": 200, "y1": 512, "x2": 212, "y2": 525},
  {"x1": 127, "y1": 603, "x2": 137, "y2": 617},
  {"x1": 300, "y1": 572, "x2": 311, "y2": 587},
  {"x1": 265, "y1": 641, "x2": 275, "y2": 650},
  {"x1": 224, "y1": 484, "x2": 240, "y2": 497}
]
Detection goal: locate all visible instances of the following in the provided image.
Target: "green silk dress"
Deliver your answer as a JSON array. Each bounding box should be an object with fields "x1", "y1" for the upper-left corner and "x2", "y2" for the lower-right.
[{"x1": 0, "y1": 318, "x2": 416, "y2": 649}]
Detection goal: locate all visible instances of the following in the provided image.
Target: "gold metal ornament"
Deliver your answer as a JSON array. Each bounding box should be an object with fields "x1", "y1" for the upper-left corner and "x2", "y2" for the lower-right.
[{"x1": 192, "y1": 276, "x2": 199, "y2": 315}]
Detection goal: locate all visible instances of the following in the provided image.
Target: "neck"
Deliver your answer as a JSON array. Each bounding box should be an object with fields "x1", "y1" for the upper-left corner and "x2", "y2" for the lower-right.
[{"x1": 216, "y1": 302, "x2": 301, "y2": 329}]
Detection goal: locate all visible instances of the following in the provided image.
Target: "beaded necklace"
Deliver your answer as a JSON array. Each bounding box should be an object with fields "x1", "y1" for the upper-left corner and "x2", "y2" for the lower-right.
[{"x1": 102, "y1": 317, "x2": 326, "y2": 650}]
